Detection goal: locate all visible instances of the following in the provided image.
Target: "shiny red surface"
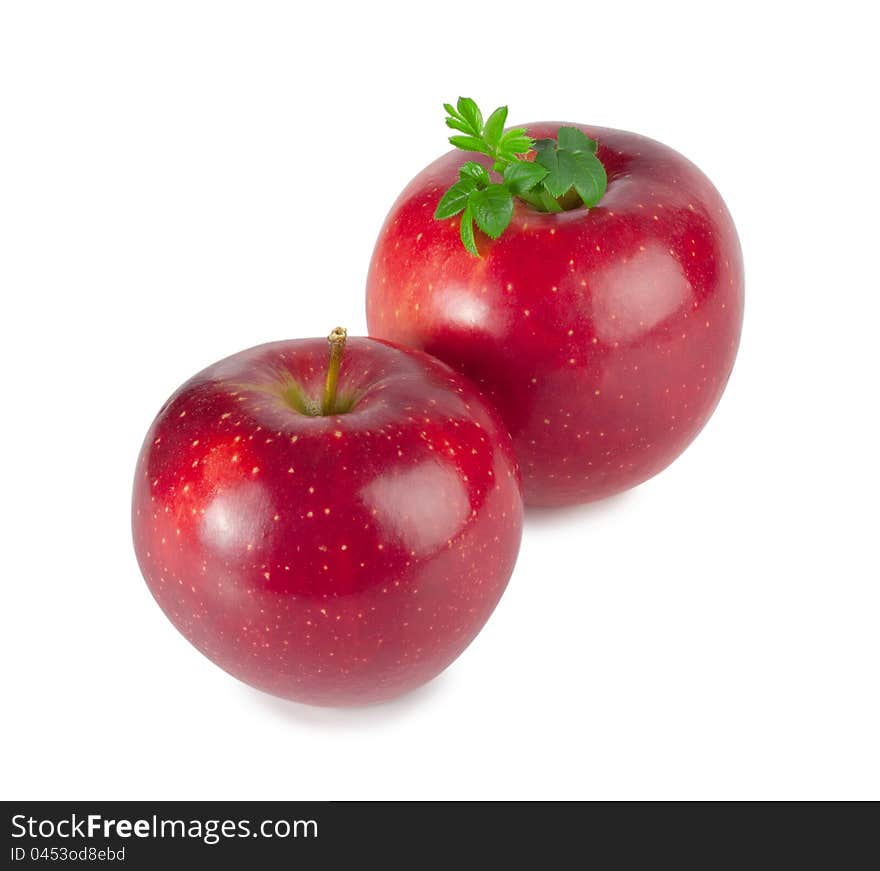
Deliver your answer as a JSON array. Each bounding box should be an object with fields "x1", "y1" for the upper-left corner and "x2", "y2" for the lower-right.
[
  {"x1": 366, "y1": 124, "x2": 744, "y2": 505},
  {"x1": 132, "y1": 338, "x2": 523, "y2": 706}
]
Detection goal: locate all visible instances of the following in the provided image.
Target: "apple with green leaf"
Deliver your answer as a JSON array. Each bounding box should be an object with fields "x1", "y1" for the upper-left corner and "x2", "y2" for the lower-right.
[{"x1": 366, "y1": 98, "x2": 744, "y2": 505}]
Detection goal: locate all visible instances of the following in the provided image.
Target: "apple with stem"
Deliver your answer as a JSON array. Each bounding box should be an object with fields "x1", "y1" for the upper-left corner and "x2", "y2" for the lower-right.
[
  {"x1": 132, "y1": 330, "x2": 523, "y2": 706},
  {"x1": 366, "y1": 98, "x2": 744, "y2": 505}
]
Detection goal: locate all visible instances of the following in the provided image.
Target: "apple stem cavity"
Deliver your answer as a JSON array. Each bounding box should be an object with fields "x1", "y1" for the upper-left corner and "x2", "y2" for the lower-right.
[
  {"x1": 435, "y1": 97, "x2": 608, "y2": 255},
  {"x1": 321, "y1": 327, "x2": 348, "y2": 416}
]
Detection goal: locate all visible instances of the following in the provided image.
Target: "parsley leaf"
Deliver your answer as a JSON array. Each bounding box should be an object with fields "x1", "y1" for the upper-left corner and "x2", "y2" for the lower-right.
[
  {"x1": 483, "y1": 106, "x2": 508, "y2": 149},
  {"x1": 459, "y1": 161, "x2": 491, "y2": 186},
  {"x1": 444, "y1": 102, "x2": 481, "y2": 138},
  {"x1": 470, "y1": 184, "x2": 514, "y2": 239},
  {"x1": 537, "y1": 146, "x2": 576, "y2": 197},
  {"x1": 459, "y1": 203, "x2": 478, "y2": 256},
  {"x1": 435, "y1": 99, "x2": 608, "y2": 254},
  {"x1": 455, "y1": 98, "x2": 483, "y2": 138},
  {"x1": 572, "y1": 150, "x2": 607, "y2": 207},
  {"x1": 534, "y1": 129, "x2": 606, "y2": 205},
  {"x1": 434, "y1": 178, "x2": 477, "y2": 220},
  {"x1": 448, "y1": 135, "x2": 493, "y2": 155},
  {"x1": 557, "y1": 126, "x2": 598, "y2": 154},
  {"x1": 497, "y1": 129, "x2": 533, "y2": 161},
  {"x1": 503, "y1": 160, "x2": 548, "y2": 195}
]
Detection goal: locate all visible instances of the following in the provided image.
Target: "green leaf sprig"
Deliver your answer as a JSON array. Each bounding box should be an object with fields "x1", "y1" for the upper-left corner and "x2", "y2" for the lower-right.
[{"x1": 434, "y1": 97, "x2": 608, "y2": 255}]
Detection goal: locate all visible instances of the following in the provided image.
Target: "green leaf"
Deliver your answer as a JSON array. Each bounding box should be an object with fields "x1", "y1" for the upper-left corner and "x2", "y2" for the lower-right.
[
  {"x1": 515, "y1": 187, "x2": 544, "y2": 210},
  {"x1": 534, "y1": 145, "x2": 556, "y2": 171},
  {"x1": 459, "y1": 161, "x2": 490, "y2": 186},
  {"x1": 532, "y1": 131, "x2": 604, "y2": 203},
  {"x1": 503, "y1": 160, "x2": 548, "y2": 194},
  {"x1": 572, "y1": 150, "x2": 607, "y2": 207},
  {"x1": 440, "y1": 100, "x2": 607, "y2": 224},
  {"x1": 456, "y1": 97, "x2": 483, "y2": 137},
  {"x1": 445, "y1": 117, "x2": 475, "y2": 135},
  {"x1": 557, "y1": 126, "x2": 598, "y2": 154},
  {"x1": 448, "y1": 135, "x2": 493, "y2": 155},
  {"x1": 497, "y1": 141, "x2": 533, "y2": 161},
  {"x1": 497, "y1": 128, "x2": 533, "y2": 159},
  {"x1": 535, "y1": 147, "x2": 560, "y2": 197},
  {"x1": 460, "y1": 203, "x2": 478, "y2": 256},
  {"x1": 469, "y1": 184, "x2": 514, "y2": 239},
  {"x1": 483, "y1": 106, "x2": 508, "y2": 148},
  {"x1": 444, "y1": 101, "x2": 481, "y2": 137},
  {"x1": 536, "y1": 187, "x2": 563, "y2": 212},
  {"x1": 537, "y1": 147, "x2": 576, "y2": 197},
  {"x1": 434, "y1": 178, "x2": 477, "y2": 220},
  {"x1": 519, "y1": 184, "x2": 562, "y2": 212}
]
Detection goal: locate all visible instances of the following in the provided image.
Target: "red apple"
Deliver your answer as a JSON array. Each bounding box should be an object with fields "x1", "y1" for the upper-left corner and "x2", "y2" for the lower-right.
[
  {"x1": 366, "y1": 121, "x2": 743, "y2": 505},
  {"x1": 131, "y1": 332, "x2": 523, "y2": 706}
]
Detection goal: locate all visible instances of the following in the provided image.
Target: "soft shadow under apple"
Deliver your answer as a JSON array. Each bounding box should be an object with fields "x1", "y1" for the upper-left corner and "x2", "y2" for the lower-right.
[
  {"x1": 242, "y1": 670, "x2": 452, "y2": 731},
  {"x1": 524, "y1": 489, "x2": 636, "y2": 530}
]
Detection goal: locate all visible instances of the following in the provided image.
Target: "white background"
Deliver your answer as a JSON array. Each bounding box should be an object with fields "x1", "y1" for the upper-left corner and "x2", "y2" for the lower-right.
[{"x1": 2, "y1": 1, "x2": 878, "y2": 800}]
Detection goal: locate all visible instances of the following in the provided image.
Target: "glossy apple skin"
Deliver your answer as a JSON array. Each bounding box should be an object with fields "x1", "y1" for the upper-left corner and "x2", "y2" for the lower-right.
[
  {"x1": 366, "y1": 124, "x2": 744, "y2": 505},
  {"x1": 132, "y1": 338, "x2": 522, "y2": 706}
]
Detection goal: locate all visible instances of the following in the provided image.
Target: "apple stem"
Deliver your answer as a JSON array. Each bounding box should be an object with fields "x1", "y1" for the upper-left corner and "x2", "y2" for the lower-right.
[{"x1": 321, "y1": 327, "x2": 347, "y2": 415}]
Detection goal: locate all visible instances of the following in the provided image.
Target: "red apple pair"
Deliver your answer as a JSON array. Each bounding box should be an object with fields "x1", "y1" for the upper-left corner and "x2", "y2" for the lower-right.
[{"x1": 133, "y1": 99, "x2": 742, "y2": 706}]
